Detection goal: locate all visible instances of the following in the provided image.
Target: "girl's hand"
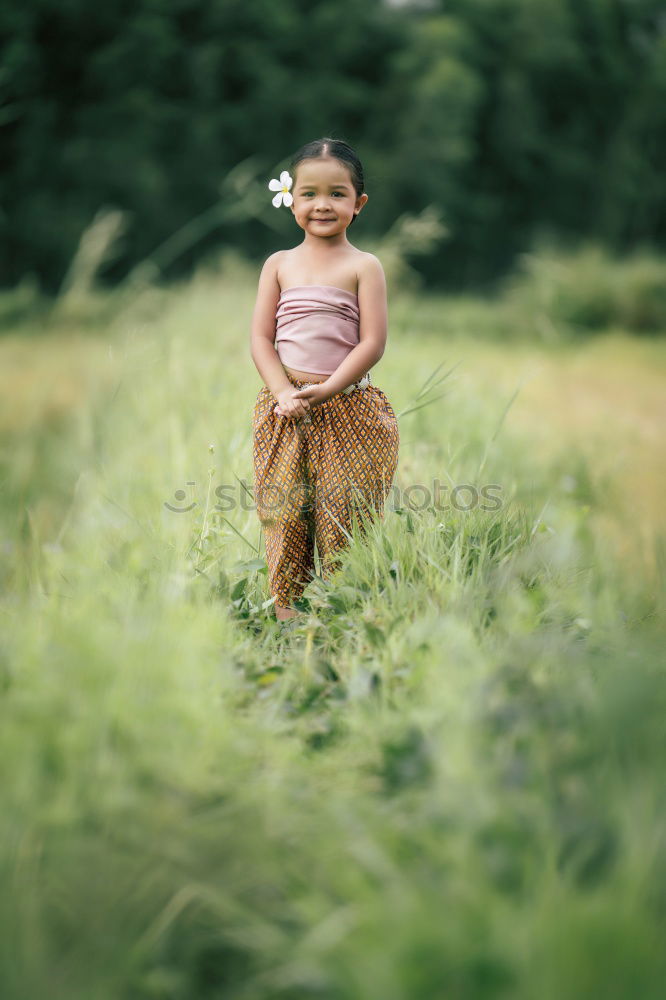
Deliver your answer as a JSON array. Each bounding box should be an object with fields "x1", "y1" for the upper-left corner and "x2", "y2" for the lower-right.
[
  {"x1": 273, "y1": 387, "x2": 311, "y2": 420},
  {"x1": 274, "y1": 382, "x2": 330, "y2": 418}
]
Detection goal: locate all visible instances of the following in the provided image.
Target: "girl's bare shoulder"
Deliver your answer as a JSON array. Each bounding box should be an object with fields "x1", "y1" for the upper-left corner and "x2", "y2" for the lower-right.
[
  {"x1": 356, "y1": 251, "x2": 386, "y2": 286},
  {"x1": 356, "y1": 249, "x2": 384, "y2": 268},
  {"x1": 263, "y1": 248, "x2": 288, "y2": 269}
]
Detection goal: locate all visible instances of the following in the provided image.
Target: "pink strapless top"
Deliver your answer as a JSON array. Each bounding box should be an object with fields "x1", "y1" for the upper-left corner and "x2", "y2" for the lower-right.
[{"x1": 274, "y1": 284, "x2": 360, "y2": 375}]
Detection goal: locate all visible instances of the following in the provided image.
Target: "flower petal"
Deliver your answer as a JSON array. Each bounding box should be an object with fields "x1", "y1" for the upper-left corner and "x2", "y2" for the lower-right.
[
  {"x1": 272, "y1": 191, "x2": 283, "y2": 208},
  {"x1": 268, "y1": 178, "x2": 282, "y2": 191},
  {"x1": 282, "y1": 192, "x2": 293, "y2": 207},
  {"x1": 279, "y1": 170, "x2": 292, "y2": 188}
]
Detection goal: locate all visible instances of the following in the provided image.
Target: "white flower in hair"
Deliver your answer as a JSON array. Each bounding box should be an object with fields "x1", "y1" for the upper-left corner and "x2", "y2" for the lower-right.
[{"x1": 268, "y1": 170, "x2": 293, "y2": 207}]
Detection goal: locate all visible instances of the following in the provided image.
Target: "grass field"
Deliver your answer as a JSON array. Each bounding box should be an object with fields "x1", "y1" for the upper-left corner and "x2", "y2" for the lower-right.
[{"x1": 1, "y1": 267, "x2": 664, "y2": 998}]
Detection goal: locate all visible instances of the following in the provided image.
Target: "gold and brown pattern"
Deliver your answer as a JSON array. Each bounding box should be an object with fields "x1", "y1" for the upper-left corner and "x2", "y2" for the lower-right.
[{"x1": 252, "y1": 370, "x2": 400, "y2": 608}]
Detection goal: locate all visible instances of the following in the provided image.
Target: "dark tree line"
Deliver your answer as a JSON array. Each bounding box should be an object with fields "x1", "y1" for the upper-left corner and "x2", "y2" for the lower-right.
[{"x1": 1, "y1": 0, "x2": 664, "y2": 293}]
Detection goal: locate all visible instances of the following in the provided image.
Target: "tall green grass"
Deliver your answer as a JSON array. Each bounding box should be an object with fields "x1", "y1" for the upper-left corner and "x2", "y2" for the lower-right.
[{"x1": 0, "y1": 267, "x2": 664, "y2": 998}]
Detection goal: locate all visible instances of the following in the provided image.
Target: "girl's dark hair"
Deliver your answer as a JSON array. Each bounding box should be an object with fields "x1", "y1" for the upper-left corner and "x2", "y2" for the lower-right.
[{"x1": 289, "y1": 137, "x2": 364, "y2": 226}]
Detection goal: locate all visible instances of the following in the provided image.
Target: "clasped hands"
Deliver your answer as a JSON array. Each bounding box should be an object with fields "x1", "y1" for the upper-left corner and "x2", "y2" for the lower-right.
[{"x1": 273, "y1": 382, "x2": 330, "y2": 419}]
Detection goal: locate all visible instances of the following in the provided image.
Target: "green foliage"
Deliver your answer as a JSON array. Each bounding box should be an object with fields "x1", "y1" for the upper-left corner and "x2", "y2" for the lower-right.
[
  {"x1": 0, "y1": 276, "x2": 50, "y2": 329},
  {"x1": 1, "y1": 0, "x2": 665, "y2": 292},
  {"x1": 501, "y1": 243, "x2": 666, "y2": 335}
]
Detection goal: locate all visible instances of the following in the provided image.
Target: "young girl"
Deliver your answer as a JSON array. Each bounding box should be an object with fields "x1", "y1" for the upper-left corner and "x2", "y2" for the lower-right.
[{"x1": 250, "y1": 137, "x2": 400, "y2": 622}]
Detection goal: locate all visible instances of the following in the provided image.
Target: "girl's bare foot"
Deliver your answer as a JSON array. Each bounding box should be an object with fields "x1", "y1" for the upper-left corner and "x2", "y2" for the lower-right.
[{"x1": 276, "y1": 605, "x2": 298, "y2": 621}]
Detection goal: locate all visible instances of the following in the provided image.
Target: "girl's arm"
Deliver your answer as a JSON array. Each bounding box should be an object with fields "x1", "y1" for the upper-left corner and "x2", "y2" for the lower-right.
[
  {"x1": 318, "y1": 254, "x2": 387, "y2": 400},
  {"x1": 250, "y1": 252, "x2": 297, "y2": 401}
]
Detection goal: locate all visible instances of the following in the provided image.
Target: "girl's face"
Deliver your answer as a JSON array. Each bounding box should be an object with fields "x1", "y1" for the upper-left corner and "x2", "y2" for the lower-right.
[{"x1": 290, "y1": 156, "x2": 367, "y2": 238}]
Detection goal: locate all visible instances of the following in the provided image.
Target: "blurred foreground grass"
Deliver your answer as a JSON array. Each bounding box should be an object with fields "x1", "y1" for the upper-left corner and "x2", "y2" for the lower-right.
[{"x1": 0, "y1": 259, "x2": 665, "y2": 998}]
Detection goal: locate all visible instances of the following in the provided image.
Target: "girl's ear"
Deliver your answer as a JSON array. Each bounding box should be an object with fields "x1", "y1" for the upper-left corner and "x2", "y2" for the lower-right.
[{"x1": 355, "y1": 193, "x2": 369, "y2": 216}]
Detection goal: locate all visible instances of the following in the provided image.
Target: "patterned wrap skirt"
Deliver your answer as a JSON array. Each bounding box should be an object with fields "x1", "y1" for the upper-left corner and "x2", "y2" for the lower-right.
[{"x1": 252, "y1": 369, "x2": 400, "y2": 608}]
